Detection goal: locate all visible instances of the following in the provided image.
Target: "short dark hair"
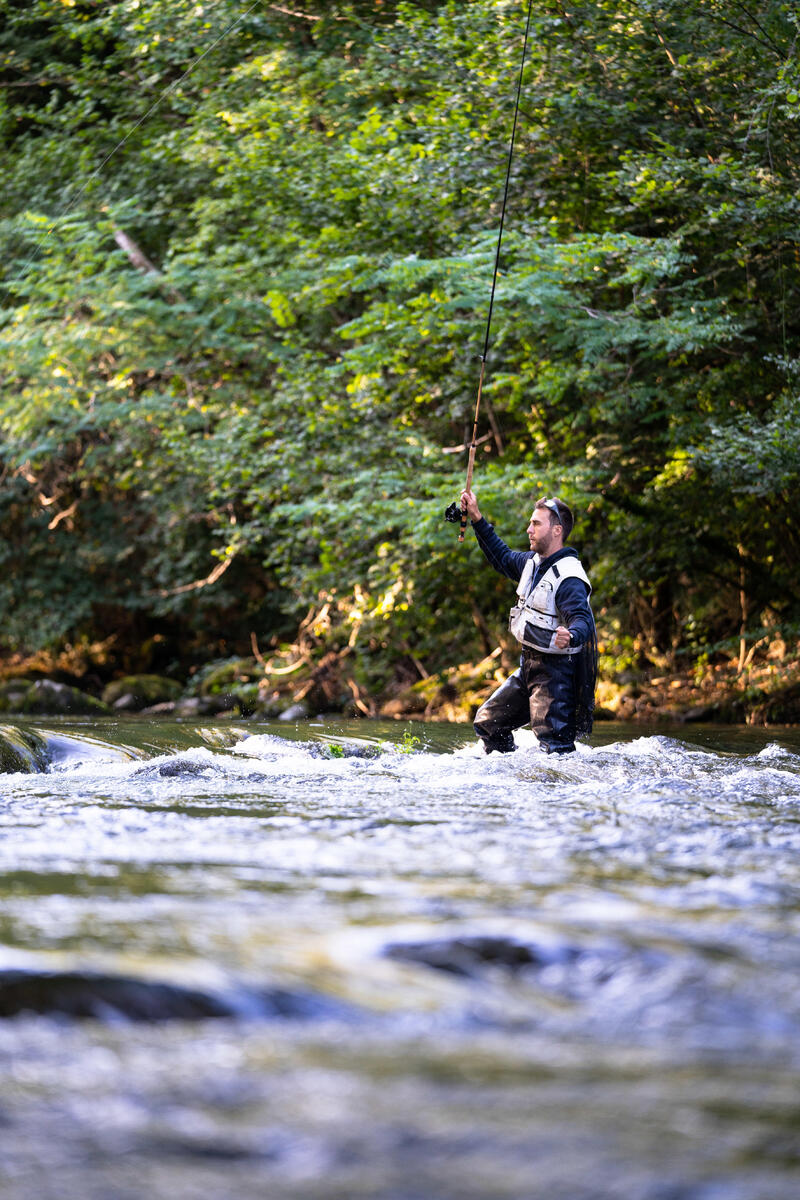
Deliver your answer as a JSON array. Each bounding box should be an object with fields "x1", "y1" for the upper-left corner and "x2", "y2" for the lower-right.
[{"x1": 535, "y1": 496, "x2": 574, "y2": 541}]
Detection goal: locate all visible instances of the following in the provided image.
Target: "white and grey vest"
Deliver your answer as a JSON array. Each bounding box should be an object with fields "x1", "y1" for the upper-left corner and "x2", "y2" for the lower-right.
[{"x1": 508, "y1": 556, "x2": 592, "y2": 655}]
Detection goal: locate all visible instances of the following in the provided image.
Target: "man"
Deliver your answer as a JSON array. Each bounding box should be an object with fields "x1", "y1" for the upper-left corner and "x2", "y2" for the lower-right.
[{"x1": 460, "y1": 489, "x2": 597, "y2": 755}]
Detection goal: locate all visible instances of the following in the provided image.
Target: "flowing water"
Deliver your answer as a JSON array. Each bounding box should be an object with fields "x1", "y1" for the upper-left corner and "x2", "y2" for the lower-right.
[{"x1": 1, "y1": 717, "x2": 800, "y2": 1199}]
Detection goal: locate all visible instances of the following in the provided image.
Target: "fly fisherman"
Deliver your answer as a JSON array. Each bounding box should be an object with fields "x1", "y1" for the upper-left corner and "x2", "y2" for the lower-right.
[{"x1": 460, "y1": 490, "x2": 597, "y2": 755}]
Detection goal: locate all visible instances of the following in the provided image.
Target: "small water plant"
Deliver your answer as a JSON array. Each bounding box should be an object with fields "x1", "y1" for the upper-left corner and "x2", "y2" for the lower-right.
[
  {"x1": 398, "y1": 730, "x2": 421, "y2": 754},
  {"x1": 328, "y1": 743, "x2": 345, "y2": 758}
]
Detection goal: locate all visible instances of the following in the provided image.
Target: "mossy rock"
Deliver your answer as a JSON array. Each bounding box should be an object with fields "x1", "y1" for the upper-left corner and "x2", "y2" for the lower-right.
[
  {"x1": 0, "y1": 725, "x2": 49, "y2": 773},
  {"x1": 225, "y1": 683, "x2": 261, "y2": 716},
  {"x1": 21, "y1": 680, "x2": 111, "y2": 716},
  {"x1": 251, "y1": 691, "x2": 292, "y2": 718},
  {"x1": 173, "y1": 693, "x2": 253, "y2": 718},
  {"x1": 187, "y1": 686, "x2": 260, "y2": 717},
  {"x1": 0, "y1": 678, "x2": 36, "y2": 713},
  {"x1": 194, "y1": 658, "x2": 263, "y2": 697},
  {"x1": 102, "y1": 674, "x2": 183, "y2": 711}
]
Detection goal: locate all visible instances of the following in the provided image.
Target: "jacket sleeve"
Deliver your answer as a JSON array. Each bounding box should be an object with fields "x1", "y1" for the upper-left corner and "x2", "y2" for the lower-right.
[
  {"x1": 471, "y1": 517, "x2": 531, "y2": 584},
  {"x1": 555, "y1": 578, "x2": 595, "y2": 647}
]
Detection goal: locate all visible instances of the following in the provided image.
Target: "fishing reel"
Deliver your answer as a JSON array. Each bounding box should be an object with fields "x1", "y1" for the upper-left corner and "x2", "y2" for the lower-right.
[{"x1": 445, "y1": 500, "x2": 469, "y2": 543}]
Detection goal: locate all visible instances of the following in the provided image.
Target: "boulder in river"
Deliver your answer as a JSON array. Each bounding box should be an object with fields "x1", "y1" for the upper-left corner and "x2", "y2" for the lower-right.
[
  {"x1": 0, "y1": 725, "x2": 49, "y2": 773},
  {"x1": 20, "y1": 680, "x2": 111, "y2": 716}
]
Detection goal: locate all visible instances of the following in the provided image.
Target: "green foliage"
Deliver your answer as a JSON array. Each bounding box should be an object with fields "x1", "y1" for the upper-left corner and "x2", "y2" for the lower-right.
[
  {"x1": 399, "y1": 729, "x2": 422, "y2": 754},
  {"x1": 1, "y1": 0, "x2": 799, "y2": 683}
]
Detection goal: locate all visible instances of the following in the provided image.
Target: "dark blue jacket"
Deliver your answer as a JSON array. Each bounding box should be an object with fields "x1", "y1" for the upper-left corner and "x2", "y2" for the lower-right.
[{"x1": 471, "y1": 516, "x2": 595, "y2": 648}]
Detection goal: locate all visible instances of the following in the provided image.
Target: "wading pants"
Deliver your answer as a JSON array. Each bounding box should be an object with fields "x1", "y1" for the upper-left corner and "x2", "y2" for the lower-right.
[{"x1": 473, "y1": 649, "x2": 577, "y2": 755}]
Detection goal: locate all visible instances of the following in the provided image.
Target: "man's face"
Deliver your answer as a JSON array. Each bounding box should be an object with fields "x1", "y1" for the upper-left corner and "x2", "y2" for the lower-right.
[{"x1": 527, "y1": 506, "x2": 560, "y2": 555}]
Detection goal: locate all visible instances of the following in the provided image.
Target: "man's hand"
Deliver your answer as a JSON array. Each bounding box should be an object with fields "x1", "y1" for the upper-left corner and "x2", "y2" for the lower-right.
[
  {"x1": 460, "y1": 489, "x2": 481, "y2": 522},
  {"x1": 554, "y1": 625, "x2": 571, "y2": 650}
]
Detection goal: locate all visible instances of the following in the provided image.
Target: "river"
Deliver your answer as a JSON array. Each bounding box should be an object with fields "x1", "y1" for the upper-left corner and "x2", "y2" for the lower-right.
[{"x1": 1, "y1": 717, "x2": 799, "y2": 1199}]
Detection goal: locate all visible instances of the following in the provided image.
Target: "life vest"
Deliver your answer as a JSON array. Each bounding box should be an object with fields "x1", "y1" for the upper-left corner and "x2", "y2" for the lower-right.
[{"x1": 508, "y1": 555, "x2": 592, "y2": 655}]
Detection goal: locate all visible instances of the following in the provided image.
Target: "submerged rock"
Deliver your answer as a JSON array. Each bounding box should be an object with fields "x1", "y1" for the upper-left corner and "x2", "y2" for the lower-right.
[
  {"x1": 131, "y1": 754, "x2": 223, "y2": 780},
  {"x1": 0, "y1": 725, "x2": 49, "y2": 774},
  {"x1": 0, "y1": 968, "x2": 361, "y2": 1024},
  {"x1": 0, "y1": 969, "x2": 230, "y2": 1021},
  {"x1": 305, "y1": 740, "x2": 383, "y2": 760},
  {"x1": 384, "y1": 935, "x2": 578, "y2": 979}
]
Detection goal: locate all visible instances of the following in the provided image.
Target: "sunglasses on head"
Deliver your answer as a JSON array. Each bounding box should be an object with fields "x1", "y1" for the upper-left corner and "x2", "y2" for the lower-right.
[{"x1": 541, "y1": 497, "x2": 563, "y2": 525}]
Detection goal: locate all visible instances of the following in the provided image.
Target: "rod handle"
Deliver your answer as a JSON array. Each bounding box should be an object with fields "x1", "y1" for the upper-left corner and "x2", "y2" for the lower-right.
[{"x1": 458, "y1": 504, "x2": 468, "y2": 543}]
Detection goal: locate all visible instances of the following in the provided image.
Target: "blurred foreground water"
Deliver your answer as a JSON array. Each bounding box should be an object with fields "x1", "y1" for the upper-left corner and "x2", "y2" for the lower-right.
[{"x1": 1, "y1": 717, "x2": 800, "y2": 1200}]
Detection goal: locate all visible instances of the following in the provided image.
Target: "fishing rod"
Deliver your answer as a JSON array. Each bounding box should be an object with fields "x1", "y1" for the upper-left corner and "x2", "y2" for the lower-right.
[{"x1": 445, "y1": 0, "x2": 536, "y2": 542}]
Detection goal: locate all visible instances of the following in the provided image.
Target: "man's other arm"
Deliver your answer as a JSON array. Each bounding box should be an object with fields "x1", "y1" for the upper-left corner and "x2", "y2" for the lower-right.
[{"x1": 556, "y1": 579, "x2": 594, "y2": 647}]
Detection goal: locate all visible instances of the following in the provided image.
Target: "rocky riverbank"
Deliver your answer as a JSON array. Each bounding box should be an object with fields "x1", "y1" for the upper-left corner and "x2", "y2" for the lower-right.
[{"x1": 2, "y1": 636, "x2": 799, "y2": 727}]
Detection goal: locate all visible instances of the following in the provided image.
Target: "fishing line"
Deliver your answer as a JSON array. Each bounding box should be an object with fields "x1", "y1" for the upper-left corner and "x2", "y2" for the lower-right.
[
  {"x1": 10, "y1": 1, "x2": 262, "y2": 297},
  {"x1": 448, "y1": 0, "x2": 536, "y2": 542}
]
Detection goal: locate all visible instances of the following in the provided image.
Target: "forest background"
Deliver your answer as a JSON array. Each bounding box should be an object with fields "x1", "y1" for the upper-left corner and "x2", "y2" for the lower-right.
[{"x1": 1, "y1": 0, "x2": 799, "y2": 724}]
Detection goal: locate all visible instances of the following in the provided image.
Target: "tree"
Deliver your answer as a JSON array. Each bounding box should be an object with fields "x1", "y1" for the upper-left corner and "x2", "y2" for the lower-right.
[{"x1": 1, "y1": 1, "x2": 798, "y2": 682}]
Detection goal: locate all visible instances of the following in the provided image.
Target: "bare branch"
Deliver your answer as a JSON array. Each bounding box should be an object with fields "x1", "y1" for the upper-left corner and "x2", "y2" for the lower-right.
[
  {"x1": 268, "y1": 656, "x2": 311, "y2": 676},
  {"x1": 113, "y1": 228, "x2": 161, "y2": 276},
  {"x1": 157, "y1": 552, "x2": 236, "y2": 597},
  {"x1": 48, "y1": 501, "x2": 78, "y2": 531},
  {"x1": 442, "y1": 432, "x2": 493, "y2": 455},
  {"x1": 730, "y1": 1, "x2": 785, "y2": 56},
  {"x1": 266, "y1": 4, "x2": 346, "y2": 21},
  {"x1": 112, "y1": 227, "x2": 186, "y2": 302},
  {"x1": 250, "y1": 631, "x2": 266, "y2": 666},
  {"x1": 705, "y1": 11, "x2": 784, "y2": 59},
  {"x1": 483, "y1": 396, "x2": 505, "y2": 456}
]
